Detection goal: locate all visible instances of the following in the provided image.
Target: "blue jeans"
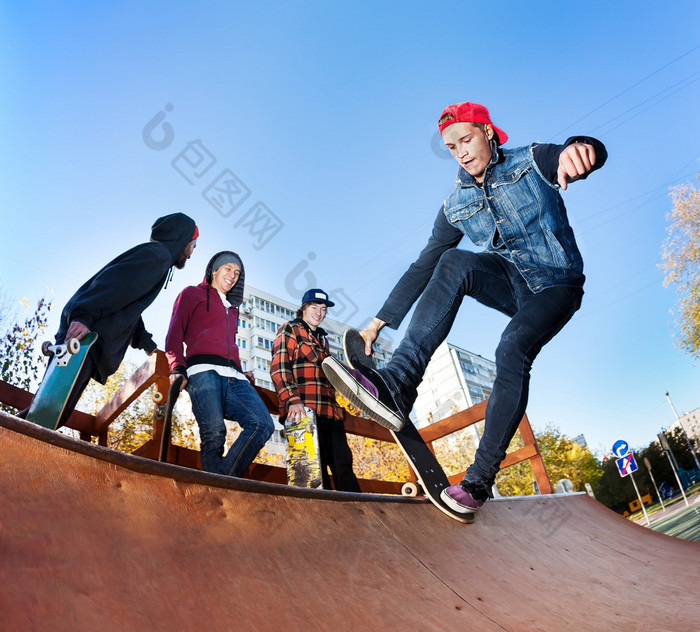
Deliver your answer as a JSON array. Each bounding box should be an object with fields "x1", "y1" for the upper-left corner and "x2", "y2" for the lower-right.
[
  {"x1": 187, "y1": 371, "x2": 274, "y2": 476},
  {"x1": 381, "y1": 249, "x2": 583, "y2": 491}
]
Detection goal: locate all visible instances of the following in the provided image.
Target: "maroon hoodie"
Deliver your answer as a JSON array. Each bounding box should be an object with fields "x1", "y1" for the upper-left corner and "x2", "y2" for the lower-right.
[{"x1": 165, "y1": 250, "x2": 245, "y2": 375}]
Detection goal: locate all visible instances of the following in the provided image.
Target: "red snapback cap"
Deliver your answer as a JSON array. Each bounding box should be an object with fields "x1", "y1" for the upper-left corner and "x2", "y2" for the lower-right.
[{"x1": 437, "y1": 101, "x2": 508, "y2": 145}]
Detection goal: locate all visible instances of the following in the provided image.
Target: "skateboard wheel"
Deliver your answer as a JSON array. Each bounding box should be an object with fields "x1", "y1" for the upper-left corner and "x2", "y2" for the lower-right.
[
  {"x1": 67, "y1": 338, "x2": 81, "y2": 354},
  {"x1": 401, "y1": 482, "x2": 419, "y2": 497},
  {"x1": 41, "y1": 341, "x2": 53, "y2": 356},
  {"x1": 153, "y1": 391, "x2": 164, "y2": 404}
]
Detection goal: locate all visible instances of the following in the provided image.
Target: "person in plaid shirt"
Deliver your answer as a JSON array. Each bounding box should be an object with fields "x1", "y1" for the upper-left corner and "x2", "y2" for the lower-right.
[{"x1": 271, "y1": 289, "x2": 360, "y2": 492}]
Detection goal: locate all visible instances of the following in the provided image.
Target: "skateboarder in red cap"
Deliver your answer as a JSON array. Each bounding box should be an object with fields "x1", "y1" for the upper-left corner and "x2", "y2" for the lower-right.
[{"x1": 323, "y1": 101, "x2": 607, "y2": 514}]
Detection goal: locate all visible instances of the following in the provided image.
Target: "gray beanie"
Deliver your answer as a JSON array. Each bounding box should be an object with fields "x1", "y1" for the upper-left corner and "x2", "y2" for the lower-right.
[{"x1": 211, "y1": 252, "x2": 242, "y2": 272}]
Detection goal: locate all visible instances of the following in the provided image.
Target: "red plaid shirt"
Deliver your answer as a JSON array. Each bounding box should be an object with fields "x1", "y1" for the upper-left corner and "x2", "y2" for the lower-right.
[{"x1": 271, "y1": 319, "x2": 343, "y2": 421}]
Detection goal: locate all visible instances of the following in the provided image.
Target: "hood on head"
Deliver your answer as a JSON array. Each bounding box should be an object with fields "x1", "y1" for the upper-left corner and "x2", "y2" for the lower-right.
[
  {"x1": 204, "y1": 250, "x2": 245, "y2": 308},
  {"x1": 150, "y1": 213, "x2": 197, "y2": 263}
]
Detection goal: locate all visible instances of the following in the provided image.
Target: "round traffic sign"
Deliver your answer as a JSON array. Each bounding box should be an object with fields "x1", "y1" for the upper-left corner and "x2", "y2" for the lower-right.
[{"x1": 612, "y1": 439, "x2": 629, "y2": 458}]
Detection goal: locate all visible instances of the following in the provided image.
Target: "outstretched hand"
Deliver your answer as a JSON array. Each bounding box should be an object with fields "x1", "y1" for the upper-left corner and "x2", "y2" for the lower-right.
[{"x1": 557, "y1": 142, "x2": 596, "y2": 190}]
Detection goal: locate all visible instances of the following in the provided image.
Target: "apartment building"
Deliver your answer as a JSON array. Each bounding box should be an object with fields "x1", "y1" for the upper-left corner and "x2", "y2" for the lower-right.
[
  {"x1": 236, "y1": 285, "x2": 393, "y2": 389},
  {"x1": 413, "y1": 340, "x2": 496, "y2": 428},
  {"x1": 234, "y1": 285, "x2": 394, "y2": 451}
]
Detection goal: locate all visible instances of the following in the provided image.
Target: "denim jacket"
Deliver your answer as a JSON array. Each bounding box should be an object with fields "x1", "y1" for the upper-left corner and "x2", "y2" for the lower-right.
[
  {"x1": 444, "y1": 142, "x2": 583, "y2": 293},
  {"x1": 377, "y1": 137, "x2": 606, "y2": 328}
]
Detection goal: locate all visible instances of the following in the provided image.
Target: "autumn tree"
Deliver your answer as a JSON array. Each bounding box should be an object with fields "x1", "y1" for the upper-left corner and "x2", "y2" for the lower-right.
[
  {"x1": 336, "y1": 392, "x2": 410, "y2": 482},
  {"x1": 0, "y1": 292, "x2": 52, "y2": 410},
  {"x1": 78, "y1": 360, "x2": 199, "y2": 452},
  {"x1": 432, "y1": 422, "x2": 484, "y2": 479},
  {"x1": 347, "y1": 434, "x2": 410, "y2": 482},
  {"x1": 662, "y1": 170, "x2": 700, "y2": 357}
]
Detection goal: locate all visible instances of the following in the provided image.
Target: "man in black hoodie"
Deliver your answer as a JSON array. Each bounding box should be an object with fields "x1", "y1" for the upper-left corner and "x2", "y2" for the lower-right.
[{"x1": 26, "y1": 212, "x2": 198, "y2": 428}]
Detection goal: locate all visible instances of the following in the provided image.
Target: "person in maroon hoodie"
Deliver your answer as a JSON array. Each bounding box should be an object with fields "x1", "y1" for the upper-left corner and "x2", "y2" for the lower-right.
[{"x1": 165, "y1": 251, "x2": 273, "y2": 476}]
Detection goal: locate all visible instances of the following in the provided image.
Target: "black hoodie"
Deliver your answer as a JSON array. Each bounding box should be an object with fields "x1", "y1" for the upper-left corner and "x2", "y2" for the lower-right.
[{"x1": 57, "y1": 212, "x2": 196, "y2": 382}]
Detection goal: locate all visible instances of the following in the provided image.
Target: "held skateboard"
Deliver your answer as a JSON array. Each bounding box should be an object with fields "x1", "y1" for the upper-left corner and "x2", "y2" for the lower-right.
[
  {"x1": 285, "y1": 406, "x2": 323, "y2": 489},
  {"x1": 159, "y1": 375, "x2": 184, "y2": 462},
  {"x1": 26, "y1": 332, "x2": 99, "y2": 430}
]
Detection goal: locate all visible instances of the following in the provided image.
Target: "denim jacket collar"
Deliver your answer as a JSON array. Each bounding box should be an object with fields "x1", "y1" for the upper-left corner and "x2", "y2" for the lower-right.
[{"x1": 455, "y1": 141, "x2": 503, "y2": 187}]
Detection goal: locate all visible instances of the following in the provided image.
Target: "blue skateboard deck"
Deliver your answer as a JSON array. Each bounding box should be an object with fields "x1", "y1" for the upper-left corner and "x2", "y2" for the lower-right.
[{"x1": 26, "y1": 332, "x2": 98, "y2": 430}]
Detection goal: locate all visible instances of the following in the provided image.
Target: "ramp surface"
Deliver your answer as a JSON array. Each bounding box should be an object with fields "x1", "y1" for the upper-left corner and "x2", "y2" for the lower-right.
[{"x1": 1, "y1": 412, "x2": 698, "y2": 632}]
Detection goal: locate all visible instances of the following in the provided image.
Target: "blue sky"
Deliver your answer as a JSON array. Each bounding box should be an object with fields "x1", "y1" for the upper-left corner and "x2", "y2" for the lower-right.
[{"x1": 2, "y1": 1, "x2": 699, "y2": 456}]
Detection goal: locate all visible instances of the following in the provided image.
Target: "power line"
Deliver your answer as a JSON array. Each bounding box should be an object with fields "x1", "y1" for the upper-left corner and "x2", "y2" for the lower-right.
[
  {"x1": 592, "y1": 72, "x2": 700, "y2": 136},
  {"x1": 548, "y1": 43, "x2": 700, "y2": 140}
]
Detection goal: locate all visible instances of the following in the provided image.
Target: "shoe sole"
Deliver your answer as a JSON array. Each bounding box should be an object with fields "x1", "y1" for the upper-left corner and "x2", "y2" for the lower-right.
[
  {"x1": 322, "y1": 357, "x2": 405, "y2": 432},
  {"x1": 343, "y1": 328, "x2": 377, "y2": 371},
  {"x1": 440, "y1": 488, "x2": 481, "y2": 514}
]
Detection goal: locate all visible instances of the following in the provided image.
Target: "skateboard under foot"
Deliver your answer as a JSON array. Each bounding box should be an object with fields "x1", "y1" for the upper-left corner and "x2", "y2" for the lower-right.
[{"x1": 328, "y1": 334, "x2": 472, "y2": 523}]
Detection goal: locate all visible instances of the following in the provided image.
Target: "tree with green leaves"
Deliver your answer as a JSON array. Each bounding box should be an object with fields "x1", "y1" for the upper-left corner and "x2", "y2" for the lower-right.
[
  {"x1": 495, "y1": 425, "x2": 602, "y2": 496},
  {"x1": 662, "y1": 170, "x2": 700, "y2": 357},
  {"x1": 593, "y1": 427, "x2": 699, "y2": 512}
]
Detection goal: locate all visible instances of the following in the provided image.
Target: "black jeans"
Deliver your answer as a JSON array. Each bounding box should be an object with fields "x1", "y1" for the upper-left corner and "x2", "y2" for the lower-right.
[
  {"x1": 381, "y1": 249, "x2": 583, "y2": 489},
  {"x1": 317, "y1": 416, "x2": 361, "y2": 492}
]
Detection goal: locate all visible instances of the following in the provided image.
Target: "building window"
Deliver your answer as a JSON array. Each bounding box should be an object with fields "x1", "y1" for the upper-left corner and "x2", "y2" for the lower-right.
[
  {"x1": 255, "y1": 316, "x2": 279, "y2": 333},
  {"x1": 256, "y1": 336, "x2": 273, "y2": 350}
]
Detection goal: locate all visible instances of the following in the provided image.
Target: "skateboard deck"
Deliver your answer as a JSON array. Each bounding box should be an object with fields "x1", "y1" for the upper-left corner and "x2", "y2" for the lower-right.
[
  {"x1": 159, "y1": 375, "x2": 184, "y2": 462},
  {"x1": 26, "y1": 332, "x2": 99, "y2": 430},
  {"x1": 343, "y1": 328, "x2": 377, "y2": 371},
  {"x1": 285, "y1": 407, "x2": 323, "y2": 489},
  {"x1": 330, "y1": 342, "x2": 472, "y2": 523},
  {"x1": 389, "y1": 421, "x2": 473, "y2": 523}
]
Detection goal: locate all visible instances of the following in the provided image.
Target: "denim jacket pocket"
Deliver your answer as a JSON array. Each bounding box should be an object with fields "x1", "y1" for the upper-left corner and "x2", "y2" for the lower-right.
[
  {"x1": 445, "y1": 198, "x2": 484, "y2": 223},
  {"x1": 542, "y1": 229, "x2": 573, "y2": 268},
  {"x1": 445, "y1": 199, "x2": 491, "y2": 246},
  {"x1": 491, "y1": 161, "x2": 531, "y2": 189}
]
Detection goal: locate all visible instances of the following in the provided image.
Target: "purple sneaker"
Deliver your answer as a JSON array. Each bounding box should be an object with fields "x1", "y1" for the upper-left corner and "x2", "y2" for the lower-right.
[
  {"x1": 321, "y1": 356, "x2": 405, "y2": 432},
  {"x1": 441, "y1": 484, "x2": 485, "y2": 514}
]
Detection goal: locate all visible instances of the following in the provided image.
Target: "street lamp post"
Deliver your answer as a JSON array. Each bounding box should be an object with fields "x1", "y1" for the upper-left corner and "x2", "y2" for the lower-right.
[{"x1": 664, "y1": 391, "x2": 700, "y2": 471}]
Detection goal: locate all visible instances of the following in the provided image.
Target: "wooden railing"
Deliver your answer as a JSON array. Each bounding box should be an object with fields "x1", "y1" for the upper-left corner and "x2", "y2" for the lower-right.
[{"x1": 0, "y1": 351, "x2": 552, "y2": 494}]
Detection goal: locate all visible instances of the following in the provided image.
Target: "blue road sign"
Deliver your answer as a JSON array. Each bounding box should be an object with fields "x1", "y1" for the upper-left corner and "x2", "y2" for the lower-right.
[
  {"x1": 612, "y1": 440, "x2": 629, "y2": 458},
  {"x1": 616, "y1": 453, "x2": 638, "y2": 477}
]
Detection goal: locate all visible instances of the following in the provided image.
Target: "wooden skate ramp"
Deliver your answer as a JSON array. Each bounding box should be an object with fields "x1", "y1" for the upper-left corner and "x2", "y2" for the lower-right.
[{"x1": 1, "y1": 411, "x2": 698, "y2": 632}]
